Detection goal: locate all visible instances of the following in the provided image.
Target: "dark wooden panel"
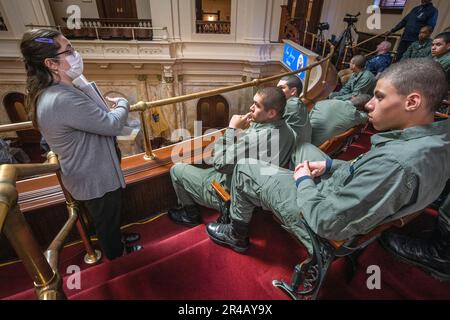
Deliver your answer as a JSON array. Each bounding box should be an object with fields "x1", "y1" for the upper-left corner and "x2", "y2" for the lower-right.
[{"x1": 0, "y1": 173, "x2": 178, "y2": 262}]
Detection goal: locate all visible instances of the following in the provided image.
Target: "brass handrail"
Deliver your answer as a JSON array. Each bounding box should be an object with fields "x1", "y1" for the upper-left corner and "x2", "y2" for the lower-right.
[
  {"x1": 0, "y1": 152, "x2": 66, "y2": 299},
  {"x1": 0, "y1": 39, "x2": 336, "y2": 160},
  {"x1": 0, "y1": 151, "x2": 101, "y2": 299},
  {"x1": 0, "y1": 121, "x2": 34, "y2": 133},
  {"x1": 130, "y1": 38, "x2": 335, "y2": 159},
  {"x1": 130, "y1": 53, "x2": 332, "y2": 112}
]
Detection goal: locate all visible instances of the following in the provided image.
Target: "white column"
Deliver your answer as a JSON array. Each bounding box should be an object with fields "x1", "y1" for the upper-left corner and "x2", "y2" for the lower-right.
[{"x1": 149, "y1": 0, "x2": 181, "y2": 41}]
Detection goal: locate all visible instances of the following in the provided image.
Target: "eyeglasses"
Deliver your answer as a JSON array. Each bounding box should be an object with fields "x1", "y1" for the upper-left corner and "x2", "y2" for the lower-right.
[{"x1": 53, "y1": 47, "x2": 76, "y2": 58}]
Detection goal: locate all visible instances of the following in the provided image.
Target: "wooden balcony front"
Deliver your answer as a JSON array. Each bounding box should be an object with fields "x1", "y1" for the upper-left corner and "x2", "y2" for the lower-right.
[
  {"x1": 196, "y1": 21, "x2": 231, "y2": 34},
  {"x1": 61, "y1": 18, "x2": 154, "y2": 41}
]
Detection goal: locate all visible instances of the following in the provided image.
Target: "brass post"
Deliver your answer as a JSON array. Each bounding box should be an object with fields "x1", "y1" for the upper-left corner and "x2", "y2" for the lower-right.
[
  {"x1": 55, "y1": 171, "x2": 102, "y2": 265},
  {"x1": 322, "y1": 39, "x2": 327, "y2": 57},
  {"x1": 76, "y1": 208, "x2": 102, "y2": 265},
  {"x1": 3, "y1": 204, "x2": 66, "y2": 300},
  {"x1": 322, "y1": 43, "x2": 333, "y2": 84},
  {"x1": 303, "y1": 24, "x2": 308, "y2": 46},
  {"x1": 303, "y1": 69, "x2": 311, "y2": 100},
  {"x1": 139, "y1": 110, "x2": 156, "y2": 160}
]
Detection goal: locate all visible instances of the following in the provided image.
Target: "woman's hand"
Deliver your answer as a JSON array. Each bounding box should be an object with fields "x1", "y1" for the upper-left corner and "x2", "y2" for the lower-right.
[{"x1": 106, "y1": 96, "x2": 128, "y2": 110}]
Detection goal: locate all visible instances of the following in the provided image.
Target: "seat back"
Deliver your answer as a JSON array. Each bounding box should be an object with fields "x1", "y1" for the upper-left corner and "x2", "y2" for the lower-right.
[{"x1": 319, "y1": 124, "x2": 364, "y2": 156}]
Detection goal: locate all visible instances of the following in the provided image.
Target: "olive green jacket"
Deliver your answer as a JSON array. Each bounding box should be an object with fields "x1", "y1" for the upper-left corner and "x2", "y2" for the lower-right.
[{"x1": 297, "y1": 120, "x2": 450, "y2": 240}]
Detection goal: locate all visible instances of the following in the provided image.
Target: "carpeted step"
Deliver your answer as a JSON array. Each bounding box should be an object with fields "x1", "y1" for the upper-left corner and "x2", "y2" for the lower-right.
[{"x1": 3, "y1": 213, "x2": 219, "y2": 300}]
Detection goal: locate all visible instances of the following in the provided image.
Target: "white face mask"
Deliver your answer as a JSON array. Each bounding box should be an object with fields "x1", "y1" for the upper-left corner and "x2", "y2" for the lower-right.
[{"x1": 64, "y1": 51, "x2": 84, "y2": 79}]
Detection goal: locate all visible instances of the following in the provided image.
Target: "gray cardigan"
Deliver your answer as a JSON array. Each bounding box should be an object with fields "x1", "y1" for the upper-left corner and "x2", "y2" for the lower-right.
[{"x1": 37, "y1": 83, "x2": 128, "y2": 201}]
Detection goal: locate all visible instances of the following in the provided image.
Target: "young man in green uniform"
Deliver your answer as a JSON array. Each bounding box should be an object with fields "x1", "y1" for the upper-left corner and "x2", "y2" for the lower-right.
[
  {"x1": 401, "y1": 25, "x2": 433, "y2": 60},
  {"x1": 431, "y1": 32, "x2": 450, "y2": 87},
  {"x1": 168, "y1": 87, "x2": 295, "y2": 227},
  {"x1": 309, "y1": 94, "x2": 371, "y2": 147},
  {"x1": 329, "y1": 55, "x2": 376, "y2": 101},
  {"x1": 277, "y1": 75, "x2": 312, "y2": 144},
  {"x1": 206, "y1": 59, "x2": 449, "y2": 255}
]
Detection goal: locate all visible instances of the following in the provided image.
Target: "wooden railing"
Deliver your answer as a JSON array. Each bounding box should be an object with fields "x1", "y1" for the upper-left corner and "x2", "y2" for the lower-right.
[{"x1": 196, "y1": 21, "x2": 231, "y2": 34}]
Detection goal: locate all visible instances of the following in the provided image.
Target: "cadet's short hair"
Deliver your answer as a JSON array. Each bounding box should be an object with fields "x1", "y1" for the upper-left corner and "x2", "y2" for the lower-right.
[
  {"x1": 378, "y1": 58, "x2": 448, "y2": 112},
  {"x1": 435, "y1": 32, "x2": 450, "y2": 44},
  {"x1": 280, "y1": 75, "x2": 303, "y2": 97},
  {"x1": 351, "y1": 55, "x2": 366, "y2": 68},
  {"x1": 351, "y1": 94, "x2": 372, "y2": 111},
  {"x1": 256, "y1": 87, "x2": 287, "y2": 115}
]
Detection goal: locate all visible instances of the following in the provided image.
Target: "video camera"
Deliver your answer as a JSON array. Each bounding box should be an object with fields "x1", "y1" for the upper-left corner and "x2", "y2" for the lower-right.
[
  {"x1": 343, "y1": 12, "x2": 360, "y2": 24},
  {"x1": 317, "y1": 22, "x2": 330, "y2": 31}
]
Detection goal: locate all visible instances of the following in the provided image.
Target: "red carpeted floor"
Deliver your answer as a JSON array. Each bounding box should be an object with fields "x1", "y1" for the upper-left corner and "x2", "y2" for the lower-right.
[{"x1": 1, "y1": 126, "x2": 449, "y2": 300}]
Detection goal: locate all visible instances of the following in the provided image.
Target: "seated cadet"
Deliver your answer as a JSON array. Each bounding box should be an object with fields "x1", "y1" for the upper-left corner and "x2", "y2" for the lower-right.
[
  {"x1": 365, "y1": 41, "x2": 392, "y2": 77},
  {"x1": 401, "y1": 25, "x2": 433, "y2": 60},
  {"x1": 381, "y1": 184, "x2": 450, "y2": 281},
  {"x1": 168, "y1": 87, "x2": 295, "y2": 227},
  {"x1": 309, "y1": 94, "x2": 371, "y2": 147},
  {"x1": 277, "y1": 75, "x2": 312, "y2": 144},
  {"x1": 206, "y1": 59, "x2": 449, "y2": 254},
  {"x1": 431, "y1": 32, "x2": 450, "y2": 87},
  {"x1": 329, "y1": 55, "x2": 376, "y2": 101}
]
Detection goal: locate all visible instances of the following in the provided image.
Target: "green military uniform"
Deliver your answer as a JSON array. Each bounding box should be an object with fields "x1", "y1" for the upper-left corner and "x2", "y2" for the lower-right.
[
  {"x1": 283, "y1": 96, "x2": 312, "y2": 144},
  {"x1": 434, "y1": 51, "x2": 450, "y2": 88},
  {"x1": 229, "y1": 120, "x2": 450, "y2": 253},
  {"x1": 401, "y1": 38, "x2": 433, "y2": 60},
  {"x1": 309, "y1": 99, "x2": 368, "y2": 147},
  {"x1": 171, "y1": 119, "x2": 295, "y2": 212},
  {"x1": 329, "y1": 69, "x2": 376, "y2": 101}
]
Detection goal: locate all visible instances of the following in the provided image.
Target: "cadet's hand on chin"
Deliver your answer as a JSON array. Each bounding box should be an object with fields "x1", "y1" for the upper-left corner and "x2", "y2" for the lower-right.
[
  {"x1": 229, "y1": 112, "x2": 252, "y2": 129},
  {"x1": 294, "y1": 161, "x2": 312, "y2": 180}
]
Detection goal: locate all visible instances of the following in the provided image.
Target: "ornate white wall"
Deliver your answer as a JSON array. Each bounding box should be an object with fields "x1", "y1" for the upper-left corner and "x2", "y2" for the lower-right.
[{"x1": 0, "y1": 0, "x2": 287, "y2": 141}]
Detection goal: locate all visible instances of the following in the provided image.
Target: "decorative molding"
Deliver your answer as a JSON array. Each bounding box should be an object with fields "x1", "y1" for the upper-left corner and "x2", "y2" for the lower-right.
[
  {"x1": 77, "y1": 47, "x2": 96, "y2": 55},
  {"x1": 98, "y1": 63, "x2": 110, "y2": 69},
  {"x1": 139, "y1": 47, "x2": 163, "y2": 55},
  {"x1": 137, "y1": 75, "x2": 148, "y2": 82},
  {"x1": 105, "y1": 47, "x2": 131, "y2": 55},
  {"x1": 164, "y1": 77, "x2": 174, "y2": 84},
  {"x1": 132, "y1": 63, "x2": 144, "y2": 69}
]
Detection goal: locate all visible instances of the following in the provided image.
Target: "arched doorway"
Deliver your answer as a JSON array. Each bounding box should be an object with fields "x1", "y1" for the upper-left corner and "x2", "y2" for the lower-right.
[
  {"x1": 197, "y1": 95, "x2": 229, "y2": 133},
  {"x1": 3, "y1": 92, "x2": 41, "y2": 143}
]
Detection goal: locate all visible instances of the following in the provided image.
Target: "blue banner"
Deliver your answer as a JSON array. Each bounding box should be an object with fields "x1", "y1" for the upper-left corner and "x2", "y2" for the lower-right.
[{"x1": 282, "y1": 42, "x2": 308, "y2": 80}]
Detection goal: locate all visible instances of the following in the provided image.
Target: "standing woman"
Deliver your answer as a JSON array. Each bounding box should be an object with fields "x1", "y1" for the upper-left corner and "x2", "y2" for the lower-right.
[{"x1": 20, "y1": 28, "x2": 142, "y2": 260}]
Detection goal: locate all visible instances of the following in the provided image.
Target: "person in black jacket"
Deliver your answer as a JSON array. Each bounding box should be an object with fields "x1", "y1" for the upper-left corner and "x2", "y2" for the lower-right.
[{"x1": 386, "y1": 0, "x2": 438, "y2": 60}]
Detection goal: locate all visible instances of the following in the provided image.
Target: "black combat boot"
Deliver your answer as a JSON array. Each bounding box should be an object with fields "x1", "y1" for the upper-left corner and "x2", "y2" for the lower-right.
[
  {"x1": 380, "y1": 223, "x2": 450, "y2": 281},
  {"x1": 168, "y1": 205, "x2": 202, "y2": 227},
  {"x1": 206, "y1": 219, "x2": 249, "y2": 253},
  {"x1": 215, "y1": 213, "x2": 230, "y2": 224}
]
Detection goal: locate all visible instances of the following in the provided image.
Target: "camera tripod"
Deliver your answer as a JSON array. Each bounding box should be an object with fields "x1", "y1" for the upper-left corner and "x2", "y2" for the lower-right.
[
  {"x1": 315, "y1": 28, "x2": 326, "y2": 56},
  {"x1": 334, "y1": 20, "x2": 358, "y2": 69}
]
